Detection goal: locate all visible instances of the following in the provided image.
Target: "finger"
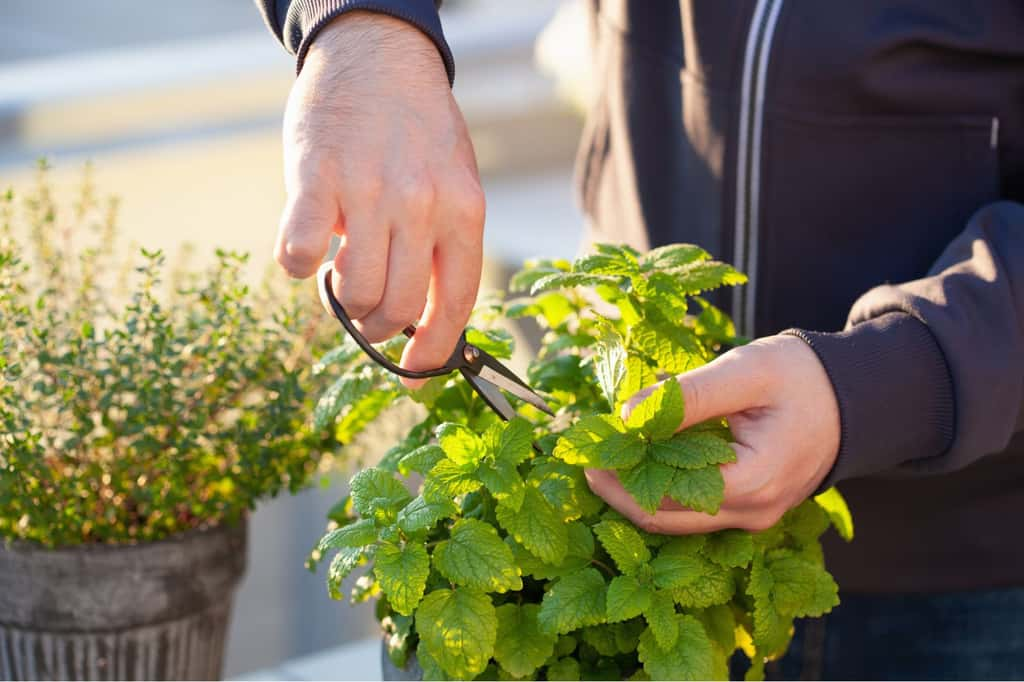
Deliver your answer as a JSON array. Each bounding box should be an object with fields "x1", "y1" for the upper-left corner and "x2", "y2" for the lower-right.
[
  {"x1": 332, "y1": 209, "x2": 389, "y2": 320},
  {"x1": 275, "y1": 190, "x2": 338, "y2": 278},
  {"x1": 673, "y1": 345, "x2": 774, "y2": 431},
  {"x1": 400, "y1": 231, "x2": 482, "y2": 389},
  {"x1": 356, "y1": 225, "x2": 433, "y2": 343}
]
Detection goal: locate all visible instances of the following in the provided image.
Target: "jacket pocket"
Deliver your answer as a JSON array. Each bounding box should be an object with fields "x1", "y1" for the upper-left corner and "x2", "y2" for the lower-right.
[{"x1": 756, "y1": 112, "x2": 1001, "y2": 334}]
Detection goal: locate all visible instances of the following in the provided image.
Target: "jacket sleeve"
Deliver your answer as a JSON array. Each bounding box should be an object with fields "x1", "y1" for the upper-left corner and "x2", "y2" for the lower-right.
[
  {"x1": 254, "y1": 0, "x2": 454, "y2": 82},
  {"x1": 783, "y1": 200, "x2": 1024, "y2": 485}
]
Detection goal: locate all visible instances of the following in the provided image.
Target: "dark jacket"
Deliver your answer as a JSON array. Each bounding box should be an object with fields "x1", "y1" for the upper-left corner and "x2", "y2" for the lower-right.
[{"x1": 257, "y1": 0, "x2": 1024, "y2": 593}]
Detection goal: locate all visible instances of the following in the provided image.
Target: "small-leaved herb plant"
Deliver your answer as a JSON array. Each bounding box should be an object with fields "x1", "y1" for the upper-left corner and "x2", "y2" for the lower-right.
[
  {"x1": 0, "y1": 164, "x2": 336, "y2": 546},
  {"x1": 310, "y1": 242, "x2": 854, "y2": 681}
]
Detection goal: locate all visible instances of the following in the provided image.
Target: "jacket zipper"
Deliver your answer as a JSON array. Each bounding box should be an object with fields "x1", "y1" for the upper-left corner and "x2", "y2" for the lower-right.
[{"x1": 733, "y1": 0, "x2": 785, "y2": 336}]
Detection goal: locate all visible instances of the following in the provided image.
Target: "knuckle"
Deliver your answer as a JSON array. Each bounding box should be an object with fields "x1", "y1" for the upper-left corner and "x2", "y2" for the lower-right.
[
  {"x1": 345, "y1": 173, "x2": 384, "y2": 205},
  {"x1": 449, "y1": 176, "x2": 486, "y2": 226},
  {"x1": 396, "y1": 177, "x2": 436, "y2": 215},
  {"x1": 742, "y1": 514, "x2": 778, "y2": 533},
  {"x1": 338, "y1": 285, "x2": 381, "y2": 319},
  {"x1": 274, "y1": 237, "x2": 320, "y2": 278},
  {"x1": 634, "y1": 514, "x2": 663, "y2": 535}
]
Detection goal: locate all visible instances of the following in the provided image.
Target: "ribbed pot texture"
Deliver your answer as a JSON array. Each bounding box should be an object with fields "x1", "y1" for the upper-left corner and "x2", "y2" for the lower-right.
[{"x1": 0, "y1": 520, "x2": 247, "y2": 681}]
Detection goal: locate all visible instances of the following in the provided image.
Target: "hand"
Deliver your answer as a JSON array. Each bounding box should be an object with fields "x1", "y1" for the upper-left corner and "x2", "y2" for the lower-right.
[
  {"x1": 275, "y1": 11, "x2": 485, "y2": 387},
  {"x1": 586, "y1": 335, "x2": 841, "y2": 534}
]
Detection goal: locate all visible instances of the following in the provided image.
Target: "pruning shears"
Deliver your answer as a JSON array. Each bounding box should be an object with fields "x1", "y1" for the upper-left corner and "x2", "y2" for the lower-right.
[{"x1": 317, "y1": 262, "x2": 554, "y2": 422}]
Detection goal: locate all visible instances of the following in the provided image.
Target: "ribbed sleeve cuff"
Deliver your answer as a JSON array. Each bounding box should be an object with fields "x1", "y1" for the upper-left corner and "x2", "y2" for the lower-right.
[
  {"x1": 782, "y1": 312, "x2": 955, "y2": 487},
  {"x1": 285, "y1": 0, "x2": 454, "y2": 84}
]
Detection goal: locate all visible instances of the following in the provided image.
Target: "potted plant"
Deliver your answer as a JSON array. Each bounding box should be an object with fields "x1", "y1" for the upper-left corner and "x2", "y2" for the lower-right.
[
  {"x1": 309, "y1": 242, "x2": 854, "y2": 680},
  {"x1": 0, "y1": 167, "x2": 336, "y2": 680}
]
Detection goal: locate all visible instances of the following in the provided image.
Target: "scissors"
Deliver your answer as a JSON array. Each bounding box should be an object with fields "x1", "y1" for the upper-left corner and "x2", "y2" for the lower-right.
[{"x1": 317, "y1": 263, "x2": 554, "y2": 422}]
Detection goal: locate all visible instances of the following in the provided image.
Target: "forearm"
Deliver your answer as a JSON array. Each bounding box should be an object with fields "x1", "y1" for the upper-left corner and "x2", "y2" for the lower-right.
[
  {"x1": 253, "y1": 0, "x2": 453, "y2": 80},
  {"x1": 787, "y1": 200, "x2": 1024, "y2": 484}
]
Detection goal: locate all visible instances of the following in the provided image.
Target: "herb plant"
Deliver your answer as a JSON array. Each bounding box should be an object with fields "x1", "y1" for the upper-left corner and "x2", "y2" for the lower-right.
[
  {"x1": 311, "y1": 242, "x2": 854, "y2": 681},
  {"x1": 0, "y1": 165, "x2": 335, "y2": 546}
]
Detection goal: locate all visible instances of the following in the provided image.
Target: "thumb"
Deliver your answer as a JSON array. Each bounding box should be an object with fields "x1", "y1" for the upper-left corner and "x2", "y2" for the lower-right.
[
  {"x1": 274, "y1": 189, "x2": 338, "y2": 279},
  {"x1": 674, "y1": 346, "x2": 772, "y2": 429}
]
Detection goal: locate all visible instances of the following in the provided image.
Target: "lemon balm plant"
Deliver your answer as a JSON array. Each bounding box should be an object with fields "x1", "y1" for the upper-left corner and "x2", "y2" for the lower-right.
[
  {"x1": 0, "y1": 166, "x2": 336, "y2": 680},
  {"x1": 311, "y1": 243, "x2": 853, "y2": 681}
]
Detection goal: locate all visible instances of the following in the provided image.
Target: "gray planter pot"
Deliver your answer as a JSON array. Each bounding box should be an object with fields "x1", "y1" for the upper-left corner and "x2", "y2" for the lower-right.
[
  {"x1": 0, "y1": 520, "x2": 247, "y2": 681},
  {"x1": 380, "y1": 639, "x2": 421, "y2": 681}
]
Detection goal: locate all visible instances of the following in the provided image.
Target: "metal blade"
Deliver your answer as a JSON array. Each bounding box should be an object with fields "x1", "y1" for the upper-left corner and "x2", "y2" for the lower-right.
[
  {"x1": 463, "y1": 369, "x2": 518, "y2": 421},
  {"x1": 477, "y1": 364, "x2": 555, "y2": 416}
]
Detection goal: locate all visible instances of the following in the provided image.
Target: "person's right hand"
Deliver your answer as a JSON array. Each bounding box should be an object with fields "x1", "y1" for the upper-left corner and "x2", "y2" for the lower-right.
[{"x1": 275, "y1": 10, "x2": 485, "y2": 387}]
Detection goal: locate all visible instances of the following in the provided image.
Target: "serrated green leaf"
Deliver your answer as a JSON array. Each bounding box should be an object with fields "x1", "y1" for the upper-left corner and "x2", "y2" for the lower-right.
[
  {"x1": 665, "y1": 260, "x2": 747, "y2": 294},
  {"x1": 594, "y1": 331, "x2": 628, "y2": 410},
  {"x1": 416, "y1": 588, "x2": 497, "y2": 680},
  {"x1": 703, "y1": 529, "x2": 754, "y2": 568},
  {"x1": 552, "y1": 414, "x2": 646, "y2": 469},
  {"x1": 436, "y1": 423, "x2": 485, "y2": 466},
  {"x1": 814, "y1": 487, "x2": 854, "y2": 541},
  {"x1": 374, "y1": 542, "x2": 429, "y2": 616},
  {"x1": 618, "y1": 355, "x2": 658, "y2": 406},
  {"x1": 477, "y1": 459, "x2": 526, "y2": 511},
  {"x1": 509, "y1": 258, "x2": 571, "y2": 293},
  {"x1": 396, "y1": 495, "x2": 457, "y2": 535},
  {"x1": 650, "y1": 432, "x2": 736, "y2": 469},
  {"x1": 417, "y1": 648, "x2": 452, "y2": 681},
  {"x1": 669, "y1": 556, "x2": 735, "y2": 608},
  {"x1": 649, "y1": 546, "x2": 702, "y2": 590},
  {"x1": 317, "y1": 518, "x2": 378, "y2": 552},
  {"x1": 694, "y1": 297, "x2": 736, "y2": 344},
  {"x1": 312, "y1": 341, "x2": 363, "y2": 375},
  {"x1": 625, "y1": 380, "x2": 684, "y2": 440},
  {"x1": 466, "y1": 327, "x2": 514, "y2": 359},
  {"x1": 433, "y1": 518, "x2": 522, "y2": 593},
  {"x1": 493, "y1": 417, "x2": 534, "y2": 466},
  {"x1": 630, "y1": 316, "x2": 705, "y2": 374},
  {"x1": 593, "y1": 519, "x2": 650, "y2": 575},
  {"x1": 698, "y1": 604, "x2": 736, "y2": 653},
  {"x1": 637, "y1": 615, "x2": 717, "y2": 680},
  {"x1": 423, "y1": 458, "x2": 482, "y2": 502},
  {"x1": 493, "y1": 603, "x2": 557, "y2": 678},
  {"x1": 398, "y1": 444, "x2": 446, "y2": 476},
  {"x1": 619, "y1": 459, "x2": 675, "y2": 514},
  {"x1": 606, "y1": 575, "x2": 653, "y2": 623},
  {"x1": 313, "y1": 371, "x2": 377, "y2": 431},
  {"x1": 642, "y1": 243, "x2": 709, "y2": 270},
  {"x1": 766, "y1": 550, "x2": 839, "y2": 618},
  {"x1": 531, "y1": 272, "x2": 619, "y2": 295},
  {"x1": 643, "y1": 596, "x2": 678, "y2": 650},
  {"x1": 349, "y1": 468, "x2": 412, "y2": 518},
  {"x1": 781, "y1": 499, "x2": 832, "y2": 545},
  {"x1": 496, "y1": 487, "x2": 567, "y2": 565},
  {"x1": 573, "y1": 252, "x2": 638, "y2": 277},
  {"x1": 538, "y1": 567, "x2": 608, "y2": 635},
  {"x1": 326, "y1": 546, "x2": 366, "y2": 599},
  {"x1": 508, "y1": 521, "x2": 594, "y2": 580},
  {"x1": 335, "y1": 389, "x2": 399, "y2": 443},
  {"x1": 546, "y1": 658, "x2": 581, "y2": 681},
  {"x1": 666, "y1": 465, "x2": 725, "y2": 514}
]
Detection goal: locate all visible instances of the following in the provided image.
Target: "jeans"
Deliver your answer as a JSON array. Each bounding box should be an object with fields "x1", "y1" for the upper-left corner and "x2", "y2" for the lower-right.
[{"x1": 749, "y1": 588, "x2": 1024, "y2": 680}]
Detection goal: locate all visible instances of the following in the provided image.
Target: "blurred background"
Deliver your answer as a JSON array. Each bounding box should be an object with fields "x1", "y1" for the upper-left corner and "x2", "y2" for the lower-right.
[{"x1": 0, "y1": 0, "x2": 590, "y2": 677}]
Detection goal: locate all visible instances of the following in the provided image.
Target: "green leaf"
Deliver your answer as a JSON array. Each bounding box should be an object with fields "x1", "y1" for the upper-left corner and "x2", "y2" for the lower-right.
[
  {"x1": 594, "y1": 331, "x2": 628, "y2": 410},
  {"x1": 314, "y1": 371, "x2": 377, "y2": 431},
  {"x1": 781, "y1": 499, "x2": 831, "y2": 545},
  {"x1": 335, "y1": 390, "x2": 399, "y2": 444},
  {"x1": 349, "y1": 468, "x2": 413, "y2": 518},
  {"x1": 477, "y1": 459, "x2": 526, "y2": 511},
  {"x1": 397, "y1": 444, "x2": 446, "y2": 476},
  {"x1": 642, "y1": 243, "x2": 709, "y2": 271},
  {"x1": 326, "y1": 546, "x2": 365, "y2": 599},
  {"x1": 496, "y1": 487, "x2": 567, "y2": 565},
  {"x1": 694, "y1": 297, "x2": 736, "y2": 344},
  {"x1": 416, "y1": 588, "x2": 498, "y2": 680},
  {"x1": 698, "y1": 604, "x2": 736, "y2": 654},
  {"x1": 703, "y1": 529, "x2": 754, "y2": 568},
  {"x1": 509, "y1": 521, "x2": 594, "y2": 580},
  {"x1": 649, "y1": 546, "x2": 703, "y2": 590},
  {"x1": 374, "y1": 541, "x2": 430, "y2": 616},
  {"x1": 423, "y1": 458, "x2": 482, "y2": 502},
  {"x1": 396, "y1": 495, "x2": 457, "y2": 535},
  {"x1": 669, "y1": 557, "x2": 735, "y2": 608},
  {"x1": 606, "y1": 575, "x2": 653, "y2": 622},
  {"x1": 814, "y1": 487, "x2": 855, "y2": 541},
  {"x1": 465, "y1": 327, "x2": 514, "y2": 359},
  {"x1": 630, "y1": 316, "x2": 704, "y2": 374},
  {"x1": 624, "y1": 380, "x2": 684, "y2": 440},
  {"x1": 509, "y1": 258, "x2": 570, "y2": 293},
  {"x1": 643, "y1": 596, "x2": 678, "y2": 650},
  {"x1": 552, "y1": 414, "x2": 646, "y2": 469},
  {"x1": 592, "y1": 519, "x2": 651, "y2": 575},
  {"x1": 619, "y1": 459, "x2": 675, "y2": 514},
  {"x1": 538, "y1": 567, "x2": 608, "y2": 635},
  {"x1": 530, "y1": 459, "x2": 603, "y2": 522},
  {"x1": 531, "y1": 271, "x2": 619, "y2": 295},
  {"x1": 766, "y1": 550, "x2": 839, "y2": 618},
  {"x1": 493, "y1": 417, "x2": 534, "y2": 467},
  {"x1": 637, "y1": 615, "x2": 717, "y2": 680},
  {"x1": 546, "y1": 658, "x2": 581, "y2": 681},
  {"x1": 433, "y1": 519, "x2": 522, "y2": 593},
  {"x1": 666, "y1": 465, "x2": 725, "y2": 514},
  {"x1": 650, "y1": 432, "x2": 736, "y2": 469},
  {"x1": 317, "y1": 518, "x2": 378, "y2": 552},
  {"x1": 665, "y1": 260, "x2": 747, "y2": 294},
  {"x1": 493, "y1": 603, "x2": 557, "y2": 678},
  {"x1": 618, "y1": 355, "x2": 658, "y2": 406},
  {"x1": 436, "y1": 423, "x2": 485, "y2": 466},
  {"x1": 417, "y1": 649, "x2": 452, "y2": 681},
  {"x1": 573, "y1": 252, "x2": 638, "y2": 277}
]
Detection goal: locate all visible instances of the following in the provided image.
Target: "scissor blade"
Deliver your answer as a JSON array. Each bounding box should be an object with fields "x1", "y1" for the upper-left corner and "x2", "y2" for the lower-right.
[
  {"x1": 476, "y1": 364, "x2": 555, "y2": 416},
  {"x1": 464, "y1": 369, "x2": 518, "y2": 421}
]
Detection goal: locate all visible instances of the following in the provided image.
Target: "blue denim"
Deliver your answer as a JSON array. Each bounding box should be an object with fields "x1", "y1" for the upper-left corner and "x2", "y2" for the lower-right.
[{"x1": 738, "y1": 588, "x2": 1024, "y2": 680}]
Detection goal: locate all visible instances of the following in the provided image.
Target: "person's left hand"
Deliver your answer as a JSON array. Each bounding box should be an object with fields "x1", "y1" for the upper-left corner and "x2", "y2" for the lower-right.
[{"x1": 586, "y1": 334, "x2": 841, "y2": 534}]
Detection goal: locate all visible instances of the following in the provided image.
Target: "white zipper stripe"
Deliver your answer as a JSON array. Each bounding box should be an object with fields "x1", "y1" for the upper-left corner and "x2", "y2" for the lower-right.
[
  {"x1": 732, "y1": 0, "x2": 772, "y2": 326},
  {"x1": 743, "y1": 0, "x2": 785, "y2": 335}
]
